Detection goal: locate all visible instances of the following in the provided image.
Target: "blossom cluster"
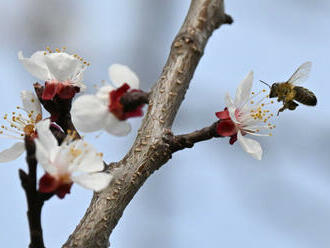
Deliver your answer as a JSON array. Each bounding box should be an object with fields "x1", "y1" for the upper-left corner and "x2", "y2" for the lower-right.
[
  {"x1": 1, "y1": 48, "x2": 145, "y2": 198},
  {"x1": 1, "y1": 47, "x2": 282, "y2": 199}
]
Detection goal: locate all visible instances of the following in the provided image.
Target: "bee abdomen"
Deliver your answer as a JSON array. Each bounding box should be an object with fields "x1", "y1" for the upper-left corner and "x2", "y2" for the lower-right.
[{"x1": 294, "y1": 86, "x2": 317, "y2": 106}]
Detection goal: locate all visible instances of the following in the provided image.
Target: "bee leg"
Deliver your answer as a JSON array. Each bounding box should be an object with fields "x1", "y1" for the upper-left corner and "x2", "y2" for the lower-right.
[
  {"x1": 288, "y1": 101, "x2": 299, "y2": 111},
  {"x1": 277, "y1": 100, "x2": 291, "y2": 115},
  {"x1": 277, "y1": 105, "x2": 287, "y2": 116}
]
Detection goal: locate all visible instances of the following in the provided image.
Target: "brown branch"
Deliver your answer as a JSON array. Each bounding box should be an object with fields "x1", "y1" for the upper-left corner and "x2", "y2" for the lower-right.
[
  {"x1": 63, "y1": 1, "x2": 232, "y2": 247},
  {"x1": 164, "y1": 121, "x2": 221, "y2": 153},
  {"x1": 19, "y1": 136, "x2": 54, "y2": 248}
]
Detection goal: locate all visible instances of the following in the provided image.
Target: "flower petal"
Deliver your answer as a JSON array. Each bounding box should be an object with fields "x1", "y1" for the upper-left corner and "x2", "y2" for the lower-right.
[
  {"x1": 20, "y1": 91, "x2": 42, "y2": 117},
  {"x1": 34, "y1": 138, "x2": 58, "y2": 175},
  {"x1": 72, "y1": 172, "x2": 112, "y2": 191},
  {"x1": 68, "y1": 140, "x2": 104, "y2": 173},
  {"x1": 44, "y1": 53, "x2": 81, "y2": 82},
  {"x1": 0, "y1": 142, "x2": 25, "y2": 163},
  {"x1": 96, "y1": 85, "x2": 114, "y2": 104},
  {"x1": 71, "y1": 95, "x2": 108, "y2": 132},
  {"x1": 225, "y1": 93, "x2": 239, "y2": 123},
  {"x1": 237, "y1": 131, "x2": 262, "y2": 160},
  {"x1": 104, "y1": 114, "x2": 131, "y2": 136},
  {"x1": 234, "y1": 71, "x2": 253, "y2": 107},
  {"x1": 18, "y1": 51, "x2": 50, "y2": 81},
  {"x1": 35, "y1": 119, "x2": 58, "y2": 152},
  {"x1": 109, "y1": 64, "x2": 139, "y2": 89}
]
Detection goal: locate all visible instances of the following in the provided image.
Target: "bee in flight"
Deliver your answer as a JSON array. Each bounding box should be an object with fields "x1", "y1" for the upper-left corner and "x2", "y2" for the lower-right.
[{"x1": 260, "y1": 61, "x2": 317, "y2": 115}]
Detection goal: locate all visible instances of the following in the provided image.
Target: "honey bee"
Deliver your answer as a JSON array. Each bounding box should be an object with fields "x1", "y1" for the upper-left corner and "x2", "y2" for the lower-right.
[{"x1": 260, "y1": 61, "x2": 317, "y2": 115}]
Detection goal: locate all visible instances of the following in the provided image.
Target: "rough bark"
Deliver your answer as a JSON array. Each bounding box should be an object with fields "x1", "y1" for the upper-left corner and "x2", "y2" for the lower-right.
[{"x1": 63, "y1": 1, "x2": 232, "y2": 247}]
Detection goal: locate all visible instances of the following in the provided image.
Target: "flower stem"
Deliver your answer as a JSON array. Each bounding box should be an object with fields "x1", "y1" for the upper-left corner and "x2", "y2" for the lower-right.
[
  {"x1": 164, "y1": 121, "x2": 221, "y2": 153},
  {"x1": 19, "y1": 136, "x2": 53, "y2": 248}
]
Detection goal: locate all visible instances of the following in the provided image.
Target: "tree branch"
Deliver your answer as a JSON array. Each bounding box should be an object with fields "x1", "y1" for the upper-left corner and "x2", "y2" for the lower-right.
[
  {"x1": 164, "y1": 121, "x2": 221, "y2": 153},
  {"x1": 63, "y1": 1, "x2": 232, "y2": 247}
]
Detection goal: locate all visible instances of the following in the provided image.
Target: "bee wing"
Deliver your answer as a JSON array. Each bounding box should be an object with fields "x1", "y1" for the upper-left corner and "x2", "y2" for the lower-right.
[{"x1": 287, "y1": 61, "x2": 312, "y2": 85}]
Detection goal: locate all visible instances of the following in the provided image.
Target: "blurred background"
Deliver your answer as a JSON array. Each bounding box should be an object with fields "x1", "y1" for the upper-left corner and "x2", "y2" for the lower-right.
[{"x1": 0, "y1": 0, "x2": 330, "y2": 247}]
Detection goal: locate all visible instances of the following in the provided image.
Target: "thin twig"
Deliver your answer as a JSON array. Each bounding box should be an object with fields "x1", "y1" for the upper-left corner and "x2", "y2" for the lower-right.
[
  {"x1": 164, "y1": 121, "x2": 221, "y2": 153},
  {"x1": 19, "y1": 136, "x2": 54, "y2": 248}
]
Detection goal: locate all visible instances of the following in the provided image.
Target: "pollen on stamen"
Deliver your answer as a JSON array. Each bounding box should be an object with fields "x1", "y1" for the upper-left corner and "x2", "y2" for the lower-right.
[
  {"x1": 70, "y1": 147, "x2": 82, "y2": 157},
  {"x1": 46, "y1": 46, "x2": 52, "y2": 53}
]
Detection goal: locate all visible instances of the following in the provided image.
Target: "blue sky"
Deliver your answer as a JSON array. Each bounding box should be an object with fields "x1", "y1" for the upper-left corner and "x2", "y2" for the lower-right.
[{"x1": 0, "y1": 0, "x2": 330, "y2": 247}]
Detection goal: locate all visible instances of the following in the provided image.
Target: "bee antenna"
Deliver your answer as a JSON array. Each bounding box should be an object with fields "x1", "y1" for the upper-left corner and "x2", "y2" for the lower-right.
[{"x1": 259, "y1": 80, "x2": 271, "y2": 88}]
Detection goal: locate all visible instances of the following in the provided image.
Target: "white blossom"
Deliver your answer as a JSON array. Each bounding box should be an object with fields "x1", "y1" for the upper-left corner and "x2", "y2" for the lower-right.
[
  {"x1": 18, "y1": 49, "x2": 87, "y2": 89},
  {"x1": 71, "y1": 64, "x2": 140, "y2": 136},
  {"x1": 224, "y1": 71, "x2": 275, "y2": 160},
  {"x1": 35, "y1": 119, "x2": 112, "y2": 195},
  {"x1": 0, "y1": 91, "x2": 42, "y2": 163}
]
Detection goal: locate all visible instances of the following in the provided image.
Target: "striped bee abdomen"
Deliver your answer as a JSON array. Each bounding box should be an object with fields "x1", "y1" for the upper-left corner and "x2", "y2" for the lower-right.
[{"x1": 294, "y1": 86, "x2": 317, "y2": 106}]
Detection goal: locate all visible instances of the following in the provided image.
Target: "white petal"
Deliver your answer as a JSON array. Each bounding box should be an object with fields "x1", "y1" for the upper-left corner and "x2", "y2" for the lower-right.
[
  {"x1": 225, "y1": 93, "x2": 239, "y2": 123},
  {"x1": 96, "y1": 85, "x2": 114, "y2": 105},
  {"x1": 104, "y1": 114, "x2": 131, "y2": 136},
  {"x1": 108, "y1": 64, "x2": 139, "y2": 89},
  {"x1": 68, "y1": 140, "x2": 104, "y2": 173},
  {"x1": 234, "y1": 71, "x2": 253, "y2": 107},
  {"x1": 71, "y1": 95, "x2": 108, "y2": 133},
  {"x1": 20, "y1": 91, "x2": 42, "y2": 118},
  {"x1": 35, "y1": 119, "x2": 58, "y2": 153},
  {"x1": 34, "y1": 139, "x2": 58, "y2": 174},
  {"x1": 237, "y1": 131, "x2": 262, "y2": 160},
  {"x1": 0, "y1": 142, "x2": 25, "y2": 163},
  {"x1": 44, "y1": 53, "x2": 81, "y2": 82},
  {"x1": 72, "y1": 172, "x2": 112, "y2": 191},
  {"x1": 52, "y1": 144, "x2": 72, "y2": 174},
  {"x1": 18, "y1": 51, "x2": 50, "y2": 81}
]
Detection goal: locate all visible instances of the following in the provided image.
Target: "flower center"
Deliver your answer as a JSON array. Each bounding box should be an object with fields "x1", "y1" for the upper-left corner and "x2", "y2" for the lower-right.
[
  {"x1": 0, "y1": 107, "x2": 41, "y2": 140},
  {"x1": 238, "y1": 89, "x2": 276, "y2": 136}
]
